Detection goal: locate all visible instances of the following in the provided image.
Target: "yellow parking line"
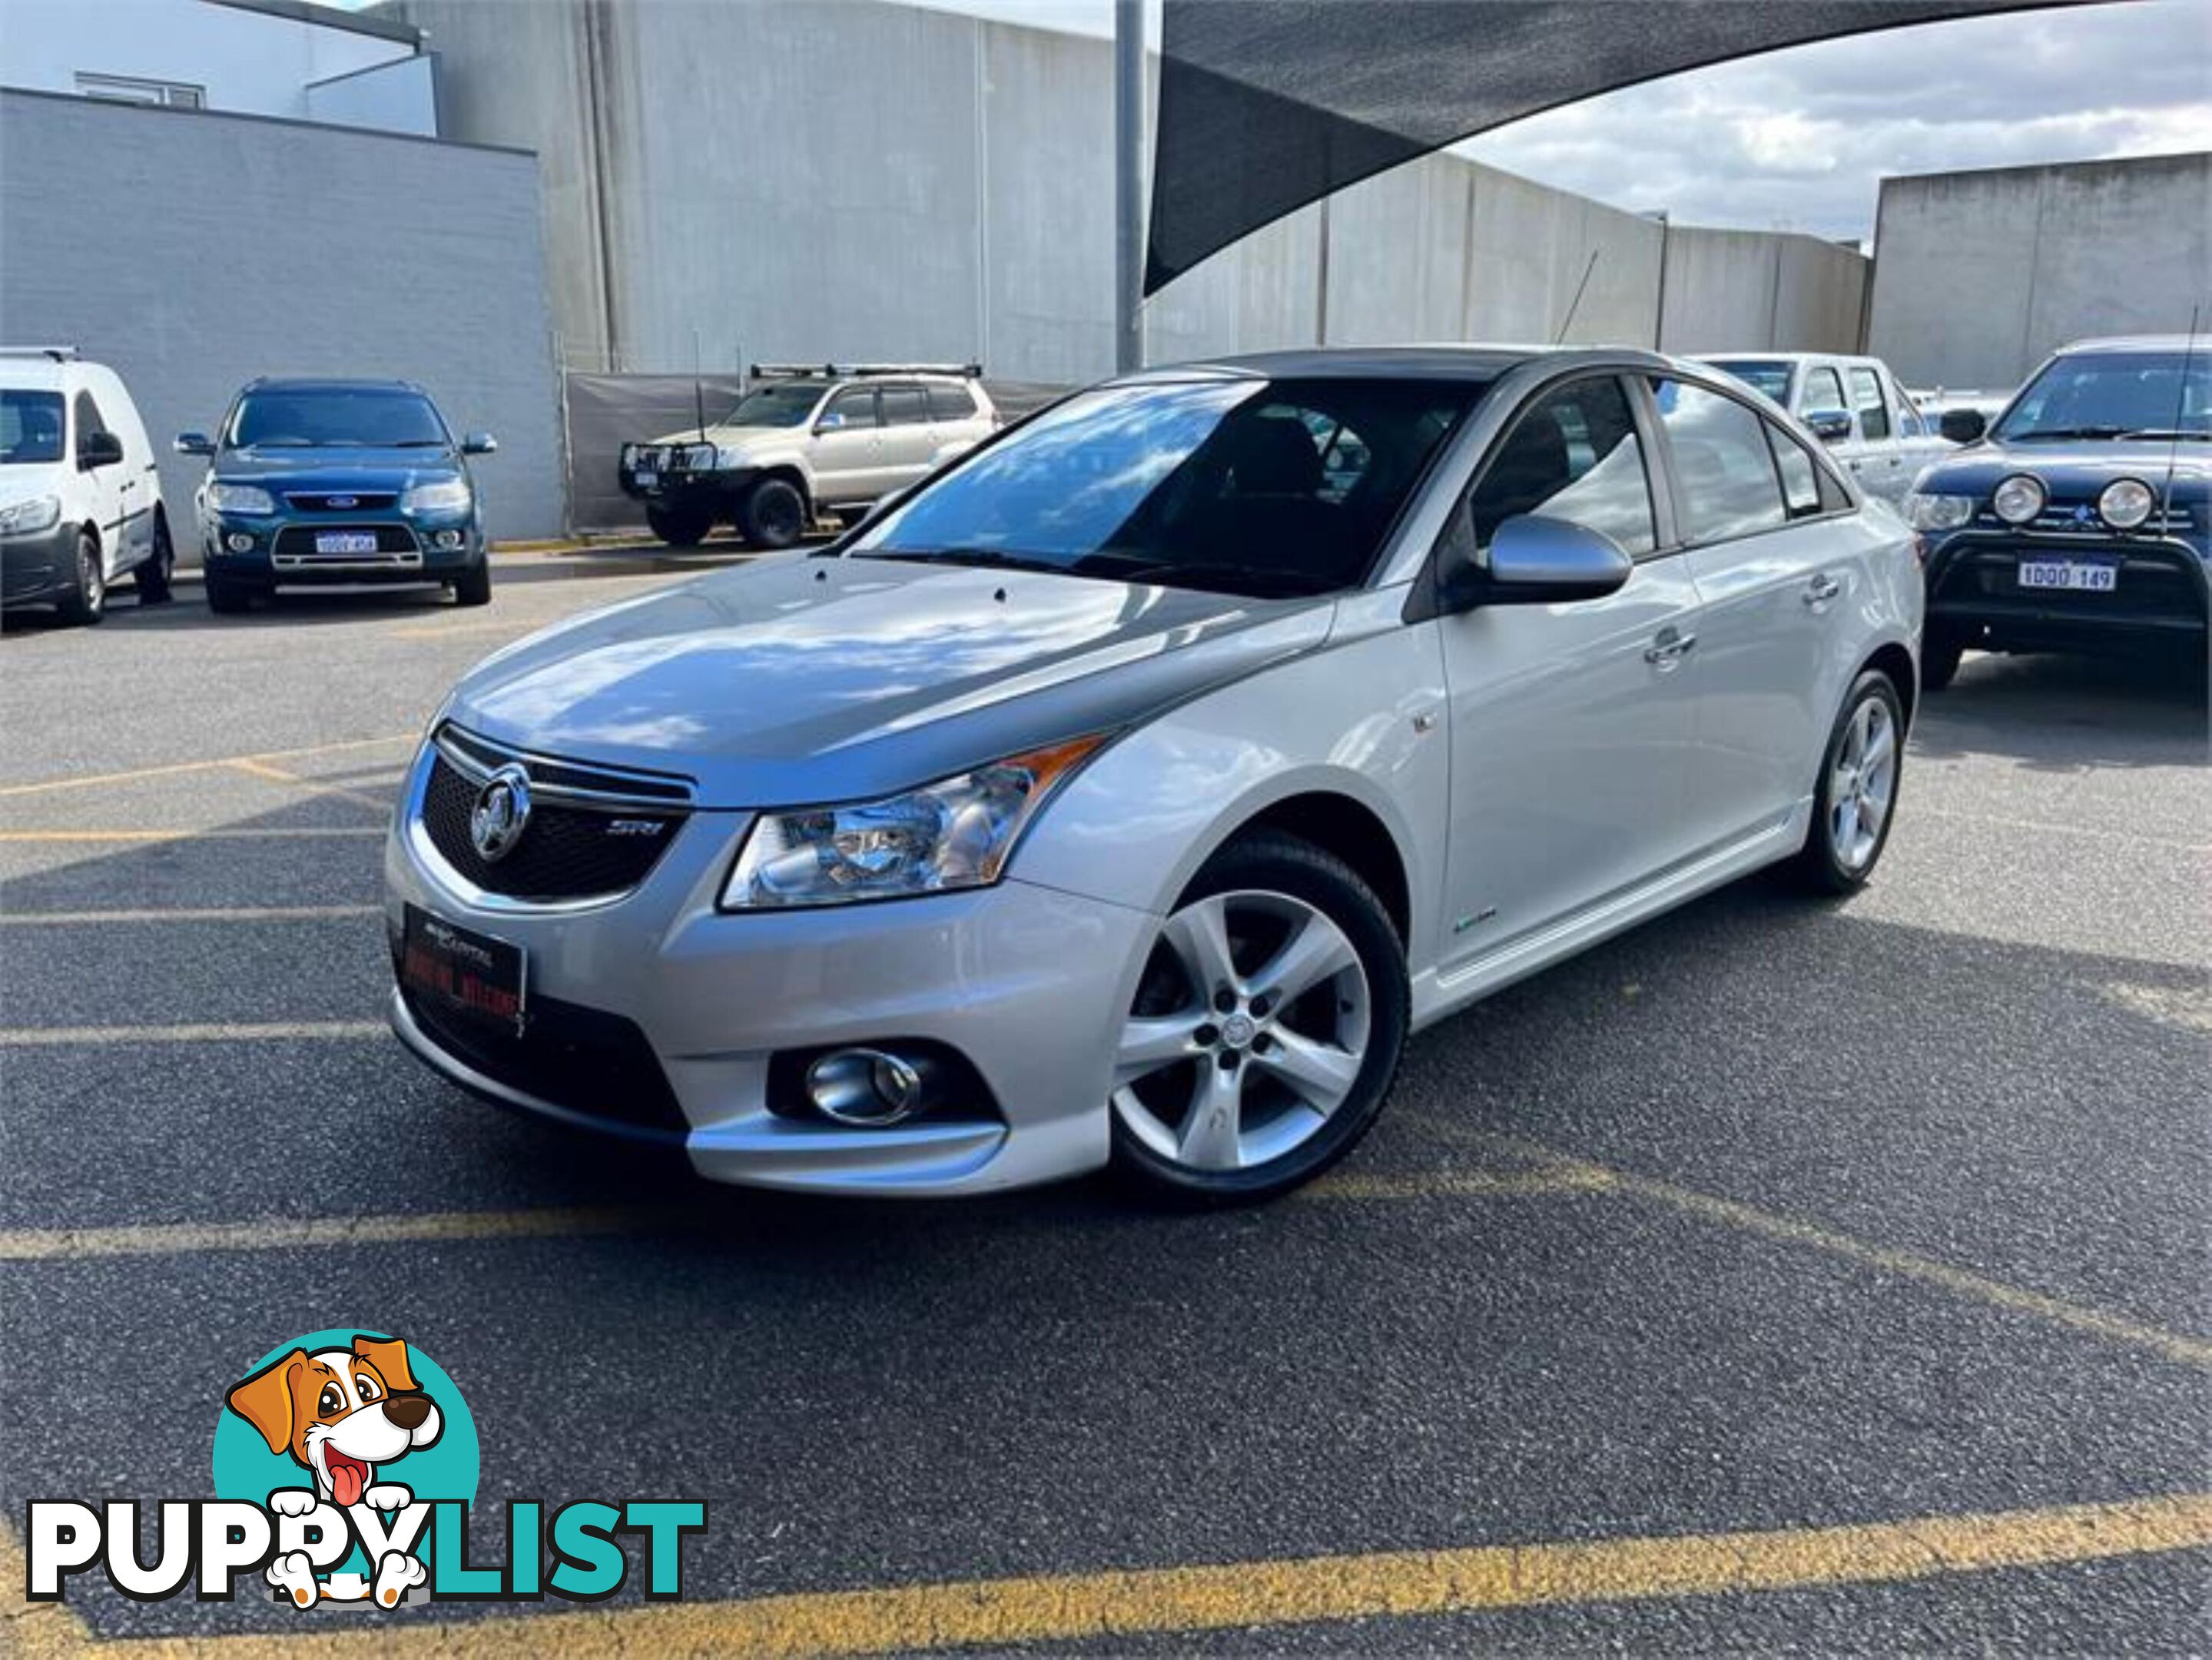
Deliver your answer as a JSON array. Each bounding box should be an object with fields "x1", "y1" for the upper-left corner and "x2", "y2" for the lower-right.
[
  {"x1": 0, "y1": 828, "x2": 383, "y2": 843},
  {"x1": 0, "y1": 905, "x2": 380, "y2": 927},
  {"x1": 225, "y1": 758, "x2": 394, "y2": 815},
  {"x1": 1455, "y1": 1128, "x2": 2212, "y2": 1371},
  {"x1": 0, "y1": 1205, "x2": 658, "y2": 1263},
  {"x1": 1911, "y1": 805, "x2": 2212, "y2": 854},
  {"x1": 8, "y1": 1494, "x2": 2207, "y2": 1657},
  {"x1": 0, "y1": 735, "x2": 414, "y2": 798},
  {"x1": 1306, "y1": 1167, "x2": 1608, "y2": 1201},
  {"x1": 0, "y1": 1020, "x2": 387, "y2": 1048},
  {"x1": 389, "y1": 618, "x2": 543, "y2": 641}
]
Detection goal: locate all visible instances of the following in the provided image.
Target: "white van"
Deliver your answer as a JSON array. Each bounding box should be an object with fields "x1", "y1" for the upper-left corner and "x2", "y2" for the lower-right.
[{"x1": 0, "y1": 347, "x2": 174, "y2": 624}]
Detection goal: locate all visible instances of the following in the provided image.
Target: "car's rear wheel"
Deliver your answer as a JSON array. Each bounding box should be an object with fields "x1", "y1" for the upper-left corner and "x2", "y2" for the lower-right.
[
  {"x1": 452, "y1": 556, "x2": 492, "y2": 607},
  {"x1": 55, "y1": 530, "x2": 105, "y2": 625},
  {"x1": 1791, "y1": 669, "x2": 1904, "y2": 895},
  {"x1": 645, "y1": 503, "x2": 711, "y2": 547},
  {"x1": 739, "y1": 478, "x2": 807, "y2": 550},
  {"x1": 1921, "y1": 629, "x2": 1964, "y2": 692},
  {"x1": 1110, "y1": 832, "x2": 1408, "y2": 1204},
  {"x1": 138, "y1": 513, "x2": 175, "y2": 603}
]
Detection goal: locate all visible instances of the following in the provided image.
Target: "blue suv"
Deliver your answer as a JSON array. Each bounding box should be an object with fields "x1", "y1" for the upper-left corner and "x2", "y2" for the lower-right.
[
  {"x1": 178, "y1": 379, "x2": 497, "y2": 614},
  {"x1": 1905, "y1": 336, "x2": 2208, "y2": 689}
]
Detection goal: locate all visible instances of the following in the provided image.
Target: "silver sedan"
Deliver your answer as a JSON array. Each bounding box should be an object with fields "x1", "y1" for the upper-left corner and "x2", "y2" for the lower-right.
[{"x1": 386, "y1": 347, "x2": 1921, "y2": 1203}]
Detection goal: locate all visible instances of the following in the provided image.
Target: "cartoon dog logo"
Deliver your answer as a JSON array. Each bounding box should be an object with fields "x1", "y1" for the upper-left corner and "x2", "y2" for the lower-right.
[{"x1": 225, "y1": 1334, "x2": 441, "y2": 1608}]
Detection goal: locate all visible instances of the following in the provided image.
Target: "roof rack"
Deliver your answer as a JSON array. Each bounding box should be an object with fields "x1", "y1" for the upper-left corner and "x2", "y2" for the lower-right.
[
  {"x1": 749, "y1": 362, "x2": 983, "y2": 380},
  {"x1": 0, "y1": 345, "x2": 80, "y2": 362}
]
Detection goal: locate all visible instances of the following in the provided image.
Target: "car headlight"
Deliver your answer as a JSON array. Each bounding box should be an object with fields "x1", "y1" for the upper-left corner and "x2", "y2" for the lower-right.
[
  {"x1": 2098, "y1": 477, "x2": 2155, "y2": 531},
  {"x1": 208, "y1": 482, "x2": 277, "y2": 515},
  {"x1": 403, "y1": 478, "x2": 473, "y2": 514},
  {"x1": 720, "y1": 735, "x2": 1112, "y2": 910},
  {"x1": 1991, "y1": 473, "x2": 2045, "y2": 526},
  {"x1": 714, "y1": 447, "x2": 754, "y2": 471},
  {"x1": 0, "y1": 494, "x2": 61, "y2": 537},
  {"x1": 1904, "y1": 492, "x2": 1975, "y2": 531}
]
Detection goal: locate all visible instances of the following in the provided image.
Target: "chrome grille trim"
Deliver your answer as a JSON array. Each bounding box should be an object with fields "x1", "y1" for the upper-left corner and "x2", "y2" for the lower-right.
[{"x1": 431, "y1": 724, "x2": 697, "y2": 811}]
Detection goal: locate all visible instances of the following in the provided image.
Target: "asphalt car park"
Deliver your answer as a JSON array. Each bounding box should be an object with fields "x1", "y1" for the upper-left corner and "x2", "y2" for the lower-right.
[{"x1": 2, "y1": 554, "x2": 2207, "y2": 1653}]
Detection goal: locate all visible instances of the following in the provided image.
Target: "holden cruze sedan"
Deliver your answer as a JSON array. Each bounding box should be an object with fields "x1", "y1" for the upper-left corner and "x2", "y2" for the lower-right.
[
  {"x1": 177, "y1": 378, "x2": 497, "y2": 615},
  {"x1": 386, "y1": 347, "x2": 1921, "y2": 1203}
]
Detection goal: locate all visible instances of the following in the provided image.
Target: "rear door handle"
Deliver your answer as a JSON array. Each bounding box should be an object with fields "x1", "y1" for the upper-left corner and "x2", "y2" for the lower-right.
[
  {"x1": 1643, "y1": 627, "x2": 1696, "y2": 669},
  {"x1": 1803, "y1": 573, "x2": 1842, "y2": 606}
]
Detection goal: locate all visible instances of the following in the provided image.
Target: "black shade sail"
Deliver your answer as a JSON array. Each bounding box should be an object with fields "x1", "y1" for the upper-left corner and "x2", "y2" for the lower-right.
[{"x1": 1146, "y1": 0, "x2": 2093, "y2": 295}]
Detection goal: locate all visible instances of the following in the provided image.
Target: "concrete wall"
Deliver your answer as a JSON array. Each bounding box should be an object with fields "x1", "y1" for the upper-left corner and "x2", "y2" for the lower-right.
[
  {"x1": 401, "y1": 0, "x2": 1869, "y2": 385},
  {"x1": 0, "y1": 89, "x2": 563, "y2": 540},
  {"x1": 1869, "y1": 153, "x2": 2212, "y2": 390},
  {"x1": 1654, "y1": 227, "x2": 1869, "y2": 356}
]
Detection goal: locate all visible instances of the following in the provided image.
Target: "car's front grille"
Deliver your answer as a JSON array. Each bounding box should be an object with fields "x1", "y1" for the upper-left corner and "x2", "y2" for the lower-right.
[
  {"x1": 271, "y1": 523, "x2": 420, "y2": 566},
  {"x1": 285, "y1": 492, "x2": 400, "y2": 512},
  {"x1": 400, "y1": 984, "x2": 688, "y2": 1137},
  {"x1": 420, "y1": 753, "x2": 686, "y2": 901},
  {"x1": 1971, "y1": 502, "x2": 2194, "y2": 537}
]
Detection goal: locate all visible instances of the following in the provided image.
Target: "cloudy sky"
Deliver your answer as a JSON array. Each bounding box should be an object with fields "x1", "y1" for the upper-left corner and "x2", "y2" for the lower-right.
[{"x1": 913, "y1": 0, "x2": 2211, "y2": 244}]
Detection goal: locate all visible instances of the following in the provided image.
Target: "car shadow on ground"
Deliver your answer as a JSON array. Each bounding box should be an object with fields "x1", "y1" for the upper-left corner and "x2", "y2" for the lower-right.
[{"x1": 1912, "y1": 649, "x2": 2209, "y2": 770}]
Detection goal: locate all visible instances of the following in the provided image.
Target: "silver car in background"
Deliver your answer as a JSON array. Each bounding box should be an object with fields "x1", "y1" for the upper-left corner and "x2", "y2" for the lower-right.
[{"x1": 386, "y1": 347, "x2": 1922, "y2": 1203}]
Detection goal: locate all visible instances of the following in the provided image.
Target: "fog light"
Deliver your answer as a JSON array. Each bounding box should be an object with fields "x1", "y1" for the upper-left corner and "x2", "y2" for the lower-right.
[
  {"x1": 2098, "y1": 477, "x2": 2155, "y2": 531},
  {"x1": 225, "y1": 532, "x2": 253, "y2": 553},
  {"x1": 1992, "y1": 473, "x2": 2045, "y2": 526},
  {"x1": 433, "y1": 529, "x2": 464, "y2": 550},
  {"x1": 804, "y1": 1047, "x2": 929, "y2": 1127}
]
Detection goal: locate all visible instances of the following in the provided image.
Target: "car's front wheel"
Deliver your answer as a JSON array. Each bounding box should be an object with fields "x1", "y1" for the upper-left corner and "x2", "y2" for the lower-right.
[
  {"x1": 55, "y1": 530, "x2": 105, "y2": 625},
  {"x1": 1921, "y1": 629, "x2": 1964, "y2": 692},
  {"x1": 645, "y1": 503, "x2": 712, "y2": 547},
  {"x1": 451, "y1": 556, "x2": 492, "y2": 607},
  {"x1": 1109, "y1": 832, "x2": 1408, "y2": 1204},
  {"x1": 1792, "y1": 669, "x2": 1904, "y2": 895},
  {"x1": 739, "y1": 478, "x2": 807, "y2": 550}
]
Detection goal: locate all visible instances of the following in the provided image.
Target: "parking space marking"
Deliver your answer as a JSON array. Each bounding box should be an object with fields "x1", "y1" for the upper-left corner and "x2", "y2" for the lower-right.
[
  {"x1": 224, "y1": 759, "x2": 394, "y2": 816},
  {"x1": 0, "y1": 1020, "x2": 386, "y2": 1048},
  {"x1": 4, "y1": 1493, "x2": 2206, "y2": 1658},
  {"x1": 1911, "y1": 805, "x2": 2212, "y2": 854},
  {"x1": 0, "y1": 735, "x2": 414, "y2": 799},
  {"x1": 0, "y1": 905, "x2": 380, "y2": 928},
  {"x1": 1451, "y1": 1128, "x2": 2212, "y2": 1370},
  {"x1": 0, "y1": 828, "x2": 383, "y2": 844},
  {"x1": 389, "y1": 618, "x2": 550, "y2": 640}
]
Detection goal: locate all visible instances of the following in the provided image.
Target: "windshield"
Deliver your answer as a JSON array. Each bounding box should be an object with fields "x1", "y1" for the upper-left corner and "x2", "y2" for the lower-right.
[
  {"x1": 1708, "y1": 360, "x2": 1794, "y2": 403},
  {"x1": 722, "y1": 382, "x2": 829, "y2": 428},
  {"x1": 1995, "y1": 350, "x2": 2212, "y2": 441},
  {"x1": 224, "y1": 387, "x2": 450, "y2": 449},
  {"x1": 0, "y1": 390, "x2": 65, "y2": 464},
  {"x1": 849, "y1": 377, "x2": 1479, "y2": 597}
]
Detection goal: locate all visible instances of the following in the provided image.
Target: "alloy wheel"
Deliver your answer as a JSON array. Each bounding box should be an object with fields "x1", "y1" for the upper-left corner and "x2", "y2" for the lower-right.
[
  {"x1": 1828, "y1": 695, "x2": 1896, "y2": 872},
  {"x1": 1113, "y1": 889, "x2": 1371, "y2": 1173}
]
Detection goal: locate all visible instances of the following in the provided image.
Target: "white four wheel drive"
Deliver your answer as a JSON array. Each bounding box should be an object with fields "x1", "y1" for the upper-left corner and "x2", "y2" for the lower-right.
[
  {"x1": 1699, "y1": 352, "x2": 1952, "y2": 506},
  {"x1": 0, "y1": 347, "x2": 174, "y2": 624}
]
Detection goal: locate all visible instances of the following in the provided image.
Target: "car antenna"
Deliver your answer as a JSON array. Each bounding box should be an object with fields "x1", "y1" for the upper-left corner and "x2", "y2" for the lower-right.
[
  {"x1": 2159, "y1": 300, "x2": 2202, "y2": 524},
  {"x1": 693, "y1": 327, "x2": 708, "y2": 445},
  {"x1": 1554, "y1": 249, "x2": 1600, "y2": 345}
]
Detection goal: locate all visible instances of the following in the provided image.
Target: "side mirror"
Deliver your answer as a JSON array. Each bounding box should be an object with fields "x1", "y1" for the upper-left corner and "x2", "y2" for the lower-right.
[
  {"x1": 1938, "y1": 408, "x2": 1987, "y2": 444},
  {"x1": 1441, "y1": 514, "x2": 1633, "y2": 612},
  {"x1": 78, "y1": 430, "x2": 124, "y2": 470},
  {"x1": 461, "y1": 430, "x2": 498, "y2": 455},
  {"x1": 1804, "y1": 409, "x2": 1852, "y2": 443},
  {"x1": 174, "y1": 432, "x2": 215, "y2": 456}
]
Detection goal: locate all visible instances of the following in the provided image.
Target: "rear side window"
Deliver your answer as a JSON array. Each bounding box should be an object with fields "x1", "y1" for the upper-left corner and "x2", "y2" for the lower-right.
[
  {"x1": 822, "y1": 387, "x2": 879, "y2": 430},
  {"x1": 1651, "y1": 380, "x2": 1787, "y2": 542},
  {"x1": 926, "y1": 383, "x2": 978, "y2": 420},
  {"x1": 1766, "y1": 423, "x2": 1823, "y2": 518},
  {"x1": 1848, "y1": 367, "x2": 1890, "y2": 440},
  {"x1": 1468, "y1": 376, "x2": 1656, "y2": 556},
  {"x1": 1802, "y1": 366, "x2": 1846, "y2": 414},
  {"x1": 878, "y1": 385, "x2": 930, "y2": 427},
  {"x1": 73, "y1": 390, "x2": 107, "y2": 445}
]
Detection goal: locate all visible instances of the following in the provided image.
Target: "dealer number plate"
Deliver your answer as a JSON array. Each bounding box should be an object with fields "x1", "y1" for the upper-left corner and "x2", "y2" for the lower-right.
[
  {"x1": 2018, "y1": 559, "x2": 2117, "y2": 593},
  {"x1": 400, "y1": 904, "x2": 526, "y2": 1031},
  {"x1": 314, "y1": 531, "x2": 380, "y2": 556}
]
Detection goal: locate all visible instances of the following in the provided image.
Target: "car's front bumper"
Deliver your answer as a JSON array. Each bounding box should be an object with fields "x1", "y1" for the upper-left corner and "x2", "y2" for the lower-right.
[
  {"x1": 1925, "y1": 532, "x2": 2209, "y2": 652},
  {"x1": 0, "y1": 521, "x2": 78, "y2": 607},
  {"x1": 382, "y1": 742, "x2": 1154, "y2": 1195},
  {"x1": 202, "y1": 510, "x2": 482, "y2": 586}
]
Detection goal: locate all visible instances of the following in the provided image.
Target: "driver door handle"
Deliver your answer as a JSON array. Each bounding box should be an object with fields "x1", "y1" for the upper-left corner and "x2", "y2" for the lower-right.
[
  {"x1": 1644, "y1": 627, "x2": 1696, "y2": 669},
  {"x1": 1804, "y1": 573, "x2": 1842, "y2": 606}
]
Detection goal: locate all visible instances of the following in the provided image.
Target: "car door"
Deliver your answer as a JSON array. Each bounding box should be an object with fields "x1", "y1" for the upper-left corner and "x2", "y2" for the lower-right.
[
  {"x1": 809, "y1": 386, "x2": 885, "y2": 503},
  {"x1": 1433, "y1": 372, "x2": 1705, "y2": 971},
  {"x1": 70, "y1": 389, "x2": 127, "y2": 579},
  {"x1": 91, "y1": 369, "x2": 158, "y2": 568},
  {"x1": 874, "y1": 383, "x2": 938, "y2": 489},
  {"x1": 1845, "y1": 364, "x2": 1907, "y2": 503},
  {"x1": 1653, "y1": 374, "x2": 1855, "y2": 850}
]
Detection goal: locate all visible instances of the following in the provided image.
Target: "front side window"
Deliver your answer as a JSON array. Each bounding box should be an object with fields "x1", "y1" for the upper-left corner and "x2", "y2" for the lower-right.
[
  {"x1": 225, "y1": 388, "x2": 448, "y2": 449},
  {"x1": 1652, "y1": 380, "x2": 1787, "y2": 543},
  {"x1": 1849, "y1": 367, "x2": 1890, "y2": 440},
  {"x1": 1468, "y1": 377, "x2": 1655, "y2": 556},
  {"x1": 0, "y1": 391, "x2": 65, "y2": 463},
  {"x1": 725, "y1": 382, "x2": 828, "y2": 429},
  {"x1": 851, "y1": 376, "x2": 1479, "y2": 598},
  {"x1": 821, "y1": 388, "x2": 879, "y2": 430},
  {"x1": 1995, "y1": 350, "x2": 2212, "y2": 441},
  {"x1": 1802, "y1": 366, "x2": 1846, "y2": 415}
]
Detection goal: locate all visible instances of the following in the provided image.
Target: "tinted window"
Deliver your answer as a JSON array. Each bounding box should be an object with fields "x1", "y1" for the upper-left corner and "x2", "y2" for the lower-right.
[
  {"x1": 1802, "y1": 367, "x2": 1846, "y2": 414},
  {"x1": 1766, "y1": 422, "x2": 1822, "y2": 517},
  {"x1": 73, "y1": 392, "x2": 107, "y2": 447},
  {"x1": 1470, "y1": 377, "x2": 1654, "y2": 556},
  {"x1": 227, "y1": 387, "x2": 447, "y2": 449},
  {"x1": 852, "y1": 376, "x2": 1478, "y2": 598},
  {"x1": 1994, "y1": 350, "x2": 2212, "y2": 440},
  {"x1": 926, "y1": 383, "x2": 979, "y2": 421},
  {"x1": 879, "y1": 386, "x2": 930, "y2": 427},
  {"x1": 1653, "y1": 380, "x2": 1787, "y2": 542},
  {"x1": 1707, "y1": 360, "x2": 1792, "y2": 403},
  {"x1": 822, "y1": 388, "x2": 879, "y2": 430},
  {"x1": 1849, "y1": 367, "x2": 1889, "y2": 440},
  {"x1": 0, "y1": 391, "x2": 65, "y2": 463}
]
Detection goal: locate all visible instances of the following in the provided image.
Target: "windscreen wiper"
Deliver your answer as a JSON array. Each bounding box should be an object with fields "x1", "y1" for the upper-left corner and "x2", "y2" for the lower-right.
[
  {"x1": 2117, "y1": 428, "x2": 2210, "y2": 441},
  {"x1": 2005, "y1": 426, "x2": 2127, "y2": 440},
  {"x1": 854, "y1": 547, "x2": 1069, "y2": 576},
  {"x1": 1074, "y1": 552, "x2": 1330, "y2": 597}
]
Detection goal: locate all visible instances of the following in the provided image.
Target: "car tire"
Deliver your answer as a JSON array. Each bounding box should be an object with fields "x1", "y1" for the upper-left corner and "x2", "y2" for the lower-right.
[
  {"x1": 1921, "y1": 629, "x2": 1964, "y2": 692},
  {"x1": 1109, "y1": 831, "x2": 1409, "y2": 1205},
  {"x1": 452, "y1": 557, "x2": 492, "y2": 607},
  {"x1": 645, "y1": 503, "x2": 712, "y2": 548},
  {"x1": 55, "y1": 530, "x2": 105, "y2": 625},
  {"x1": 738, "y1": 478, "x2": 807, "y2": 550},
  {"x1": 204, "y1": 573, "x2": 253, "y2": 615},
  {"x1": 137, "y1": 513, "x2": 175, "y2": 604},
  {"x1": 1791, "y1": 669, "x2": 1905, "y2": 896}
]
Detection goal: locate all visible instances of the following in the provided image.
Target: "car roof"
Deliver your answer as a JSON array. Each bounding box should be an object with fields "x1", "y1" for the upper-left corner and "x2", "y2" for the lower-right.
[
  {"x1": 1699, "y1": 351, "x2": 1879, "y2": 366},
  {"x1": 1113, "y1": 344, "x2": 1673, "y2": 385},
  {"x1": 2054, "y1": 334, "x2": 2212, "y2": 357},
  {"x1": 242, "y1": 377, "x2": 433, "y2": 396},
  {"x1": 0, "y1": 360, "x2": 71, "y2": 393}
]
